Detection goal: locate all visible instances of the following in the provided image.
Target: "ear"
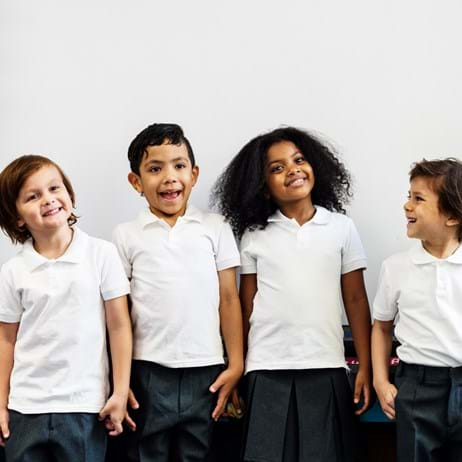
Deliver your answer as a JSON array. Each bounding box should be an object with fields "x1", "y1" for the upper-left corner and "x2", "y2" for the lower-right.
[
  {"x1": 17, "y1": 218, "x2": 25, "y2": 228},
  {"x1": 446, "y1": 216, "x2": 460, "y2": 228},
  {"x1": 191, "y1": 165, "x2": 199, "y2": 187},
  {"x1": 128, "y1": 172, "x2": 143, "y2": 195}
]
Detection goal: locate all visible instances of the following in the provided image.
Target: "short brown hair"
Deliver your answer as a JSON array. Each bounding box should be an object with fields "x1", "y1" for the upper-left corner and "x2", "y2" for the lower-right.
[
  {"x1": 410, "y1": 158, "x2": 462, "y2": 241},
  {"x1": 0, "y1": 155, "x2": 77, "y2": 244}
]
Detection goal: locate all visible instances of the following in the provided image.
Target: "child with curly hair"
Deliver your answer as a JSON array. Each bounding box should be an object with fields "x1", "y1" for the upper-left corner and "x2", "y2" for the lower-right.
[{"x1": 212, "y1": 126, "x2": 371, "y2": 462}]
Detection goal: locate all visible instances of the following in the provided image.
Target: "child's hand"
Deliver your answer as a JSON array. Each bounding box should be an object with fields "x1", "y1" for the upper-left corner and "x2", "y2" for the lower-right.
[
  {"x1": 374, "y1": 381, "x2": 397, "y2": 420},
  {"x1": 0, "y1": 407, "x2": 10, "y2": 447},
  {"x1": 353, "y1": 366, "x2": 372, "y2": 415},
  {"x1": 124, "y1": 388, "x2": 139, "y2": 432},
  {"x1": 98, "y1": 393, "x2": 126, "y2": 436},
  {"x1": 223, "y1": 388, "x2": 244, "y2": 418},
  {"x1": 209, "y1": 367, "x2": 242, "y2": 421}
]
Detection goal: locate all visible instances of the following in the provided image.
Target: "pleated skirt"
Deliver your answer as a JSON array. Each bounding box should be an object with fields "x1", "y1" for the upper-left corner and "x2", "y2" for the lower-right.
[{"x1": 242, "y1": 368, "x2": 358, "y2": 462}]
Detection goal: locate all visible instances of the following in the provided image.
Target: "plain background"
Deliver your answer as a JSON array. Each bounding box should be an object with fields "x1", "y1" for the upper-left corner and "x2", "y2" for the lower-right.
[{"x1": 1, "y1": 0, "x2": 462, "y2": 302}]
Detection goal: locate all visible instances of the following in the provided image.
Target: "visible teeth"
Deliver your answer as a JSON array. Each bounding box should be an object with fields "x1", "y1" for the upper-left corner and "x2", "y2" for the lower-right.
[
  {"x1": 161, "y1": 191, "x2": 180, "y2": 199},
  {"x1": 289, "y1": 178, "x2": 305, "y2": 186}
]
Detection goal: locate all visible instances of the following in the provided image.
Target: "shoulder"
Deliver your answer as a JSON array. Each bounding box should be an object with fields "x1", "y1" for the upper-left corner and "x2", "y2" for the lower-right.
[
  {"x1": 113, "y1": 216, "x2": 141, "y2": 235},
  {"x1": 77, "y1": 229, "x2": 119, "y2": 260},
  {"x1": 193, "y1": 208, "x2": 233, "y2": 235},
  {"x1": 196, "y1": 208, "x2": 227, "y2": 226},
  {"x1": 322, "y1": 208, "x2": 354, "y2": 227},
  {"x1": 381, "y1": 249, "x2": 413, "y2": 274},
  {"x1": 1, "y1": 249, "x2": 26, "y2": 275}
]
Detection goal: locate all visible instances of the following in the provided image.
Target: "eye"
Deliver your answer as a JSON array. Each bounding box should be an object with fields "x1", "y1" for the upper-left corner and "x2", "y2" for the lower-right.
[
  {"x1": 50, "y1": 185, "x2": 61, "y2": 192},
  {"x1": 26, "y1": 194, "x2": 37, "y2": 202},
  {"x1": 175, "y1": 163, "x2": 187, "y2": 169},
  {"x1": 295, "y1": 156, "x2": 305, "y2": 164},
  {"x1": 148, "y1": 166, "x2": 161, "y2": 173},
  {"x1": 416, "y1": 196, "x2": 425, "y2": 201},
  {"x1": 270, "y1": 165, "x2": 283, "y2": 174}
]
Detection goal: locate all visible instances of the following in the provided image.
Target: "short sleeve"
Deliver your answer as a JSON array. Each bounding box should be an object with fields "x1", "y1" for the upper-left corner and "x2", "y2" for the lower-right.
[
  {"x1": 0, "y1": 266, "x2": 23, "y2": 323},
  {"x1": 215, "y1": 221, "x2": 240, "y2": 272},
  {"x1": 373, "y1": 262, "x2": 398, "y2": 321},
  {"x1": 99, "y1": 241, "x2": 131, "y2": 301},
  {"x1": 112, "y1": 226, "x2": 132, "y2": 278},
  {"x1": 240, "y1": 230, "x2": 257, "y2": 274},
  {"x1": 341, "y1": 218, "x2": 367, "y2": 274}
]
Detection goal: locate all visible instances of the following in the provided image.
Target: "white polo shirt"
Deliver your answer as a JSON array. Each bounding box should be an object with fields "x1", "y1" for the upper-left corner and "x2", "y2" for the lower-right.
[
  {"x1": 240, "y1": 206, "x2": 367, "y2": 373},
  {"x1": 373, "y1": 242, "x2": 462, "y2": 367},
  {"x1": 112, "y1": 206, "x2": 240, "y2": 368},
  {"x1": 0, "y1": 227, "x2": 130, "y2": 414}
]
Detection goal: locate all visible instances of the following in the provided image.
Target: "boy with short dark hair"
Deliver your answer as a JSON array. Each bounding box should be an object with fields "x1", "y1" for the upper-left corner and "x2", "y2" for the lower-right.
[
  {"x1": 113, "y1": 123, "x2": 243, "y2": 461},
  {"x1": 372, "y1": 158, "x2": 462, "y2": 461}
]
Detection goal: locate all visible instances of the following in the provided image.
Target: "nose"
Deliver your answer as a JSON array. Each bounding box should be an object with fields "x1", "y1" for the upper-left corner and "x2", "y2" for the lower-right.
[
  {"x1": 162, "y1": 166, "x2": 178, "y2": 184},
  {"x1": 42, "y1": 192, "x2": 56, "y2": 206},
  {"x1": 288, "y1": 165, "x2": 301, "y2": 175},
  {"x1": 403, "y1": 199, "x2": 412, "y2": 212}
]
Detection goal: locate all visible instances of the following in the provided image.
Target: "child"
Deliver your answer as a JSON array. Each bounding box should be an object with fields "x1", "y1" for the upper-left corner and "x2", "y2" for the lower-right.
[
  {"x1": 212, "y1": 126, "x2": 372, "y2": 462},
  {"x1": 112, "y1": 123, "x2": 243, "y2": 461},
  {"x1": 372, "y1": 158, "x2": 462, "y2": 462},
  {"x1": 0, "y1": 155, "x2": 132, "y2": 462}
]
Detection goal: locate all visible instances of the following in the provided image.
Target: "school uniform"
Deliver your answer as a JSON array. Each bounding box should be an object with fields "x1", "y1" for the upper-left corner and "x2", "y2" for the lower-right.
[
  {"x1": 0, "y1": 227, "x2": 130, "y2": 462},
  {"x1": 113, "y1": 205, "x2": 240, "y2": 462},
  {"x1": 373, "y1": 242, "x2": 462, "y2": 462},
  {"x1": 240, "y1": 206, "x2": 367, "y2": 462}
]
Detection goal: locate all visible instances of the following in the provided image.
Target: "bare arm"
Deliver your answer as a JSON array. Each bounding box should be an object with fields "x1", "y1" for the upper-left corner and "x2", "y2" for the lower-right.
[
  {"x1": 99, "y1": 295, "x2": 133, "y2": 435},
  {"x1": 0, "y1": 322, "x2": 19, "y2": 446},
  {"x1": 341, "y1": 269, "x2": 372, "y2": 415},
  {"x1": 239, "y1": 273, "x2": 257, "y2": 354},
  {"x1": 371, "y1": 319, "x2": 396, "y2": 419},
  {"x1": 209, "y1": 267, "x2": 244, "y2": 421}
]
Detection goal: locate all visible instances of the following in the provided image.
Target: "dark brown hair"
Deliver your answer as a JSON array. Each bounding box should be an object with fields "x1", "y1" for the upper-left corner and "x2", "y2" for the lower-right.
[
  {"x1": 410, "y1": 158, "x2": 462, "y2": 241},
  {"x1": 0, "y1": 155, "x2": 77, "y2": 244}
]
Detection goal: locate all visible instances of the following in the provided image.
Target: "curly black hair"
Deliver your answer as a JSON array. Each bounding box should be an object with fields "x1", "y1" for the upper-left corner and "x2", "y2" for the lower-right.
[{"x1": 211, "y1": 127, "x2": 353, "y2": 238}]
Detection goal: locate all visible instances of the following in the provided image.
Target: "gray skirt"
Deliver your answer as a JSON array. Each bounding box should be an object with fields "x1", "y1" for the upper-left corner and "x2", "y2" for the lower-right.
[{"x1": 243, "y1": 368, "x2": 358, "y2": 462}]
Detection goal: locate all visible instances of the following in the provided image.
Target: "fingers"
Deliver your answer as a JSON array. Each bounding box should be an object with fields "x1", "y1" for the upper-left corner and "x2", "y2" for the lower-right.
[
  {"x1": 230, "y1": 390, "x2": 243, "y2": 415},
  {"x1": 107, "y1": 419, "x2": 123, "y2": 437},
  {"x1": 98, "y1": 404, "x2": 109, "y2": 422},
  {"x1": 211, "y1": 388, "x2": 228, "y2": 421},
  {"x1": 124, "y1": 413, "x2": 137, "y2": 432},
  {"x1": 378, "y1": 387, "x2": 397, "y2": 420},
  {"x1": 209, "y1": 375, "x2": 224, "y2": 394},
  {"x1": 354, "y1": 382, "x2": 371, "y2": 415},
  {"x1": 0, "y1": 417, "x2": 10, "y2": 447},
  {"x1": 128, "y1": 389, "x2": 139, "y2": 410}
]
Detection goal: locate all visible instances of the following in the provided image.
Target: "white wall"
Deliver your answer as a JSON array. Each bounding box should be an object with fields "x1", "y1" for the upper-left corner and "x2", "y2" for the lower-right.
[{"x1": 1, "y1": 0, "x2": 462, "y2": 300}]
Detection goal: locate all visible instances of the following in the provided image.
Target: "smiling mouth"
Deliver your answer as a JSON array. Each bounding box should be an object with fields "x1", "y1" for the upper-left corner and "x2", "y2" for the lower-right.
[
  {"x1": 286, "y1": 178, "x2": 306, "y2": 187},
  {"x1": 407, "y1": 217, "x2": 416, "y2": 224},
  {"x1": 160, "y1": 191, "x2": 182, "y2": 200},
  {"x1": 42, "y1": 207, "x2": 62, "y2": 217}
]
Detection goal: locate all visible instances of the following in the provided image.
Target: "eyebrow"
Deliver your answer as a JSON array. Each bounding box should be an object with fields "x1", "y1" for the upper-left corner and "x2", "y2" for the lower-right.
[
  {"x1": 267, "y1": 150, "x2": 302, "y2": 166},
  {"x1": 21, "y1": 178, "x2": 63, "y2": 193},
  {"x1": 144, "y1": 156, "x2": 189, "y2": 166}
]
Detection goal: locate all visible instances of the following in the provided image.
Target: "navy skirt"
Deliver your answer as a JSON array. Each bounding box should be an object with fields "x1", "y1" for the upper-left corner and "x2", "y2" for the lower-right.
[{"x1": 242, "y1": 368, "x2": 358, "y2": 462}]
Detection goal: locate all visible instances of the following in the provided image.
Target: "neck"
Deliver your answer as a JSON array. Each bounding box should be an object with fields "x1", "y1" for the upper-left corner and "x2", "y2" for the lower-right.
[
  {"x1": 32, "y1": 226, "x2": 74, "y2": 259},
  {"x1": 421, "y1": 235, "x2": 460, "y2": 259},
  {"x1": 149, "y1": 206, "x2": 186, "y2": 228},
  {"x1": 279, "y1": 199, "x2": 316, "y2": 226}
]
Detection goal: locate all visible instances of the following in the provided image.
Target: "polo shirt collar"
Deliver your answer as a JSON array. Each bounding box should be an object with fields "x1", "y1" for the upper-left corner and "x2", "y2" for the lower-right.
[
  {"x1": 267, "y1": 206, "x2": 331, "y2": 226},
  {"x1": 137, "y1": 204, "x2": 202, "y2": 228},
  {"x1": 22, "y1": 227, "x2": 87, "y2": 271},
  {"x1": 409, "y1": 241, "x2": 462, "y2": 265}
]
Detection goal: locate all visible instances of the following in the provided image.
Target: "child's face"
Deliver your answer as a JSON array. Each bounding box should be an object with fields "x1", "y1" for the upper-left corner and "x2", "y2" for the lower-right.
[
  {"x1": 128, "y1": 142, "x2": 198, "y2": 224},
  {"x1": 15, "y1": 165, "x2": 73, "y2": 238},
  {"x1": 404, "y1": 176, "x2": 456, "y2": 243},
  {"x1": 265, "y1": 141, "x2": 315, "y2": 207}
]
